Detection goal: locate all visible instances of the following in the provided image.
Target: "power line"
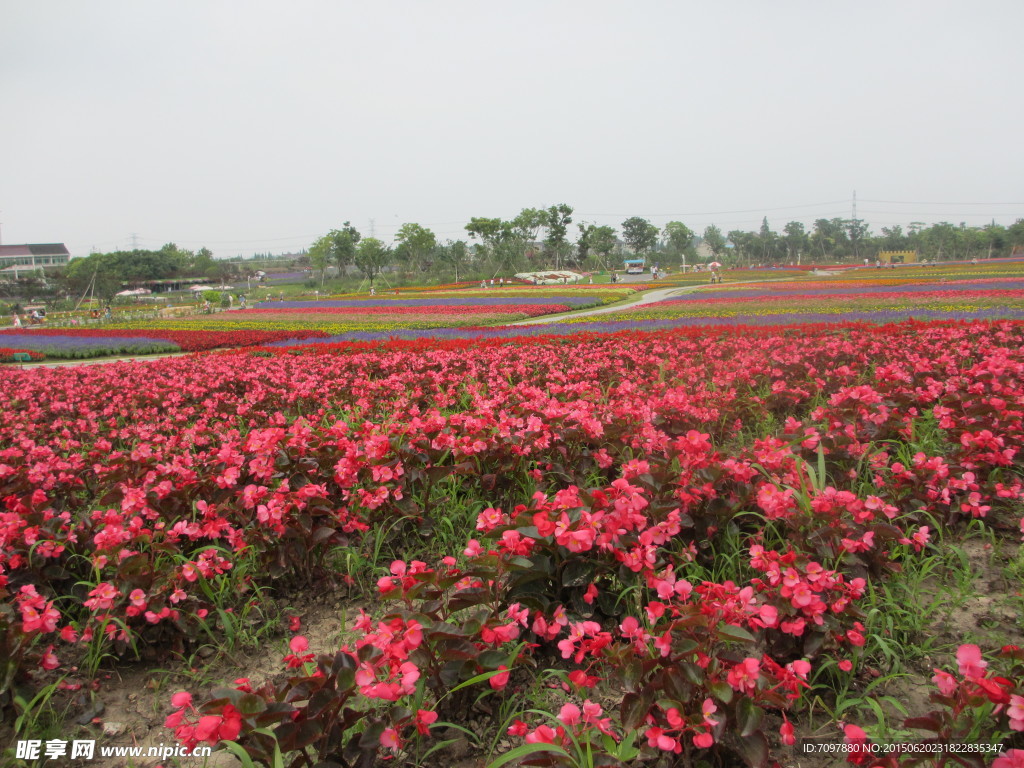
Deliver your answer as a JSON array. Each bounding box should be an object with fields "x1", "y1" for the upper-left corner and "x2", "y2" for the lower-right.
[
  {"x1": 576, "y1": 200, "x2": 850, "y2": 217},
  {"x1": 860, "y1": 199, "x2": 1024, "y2": 206}
]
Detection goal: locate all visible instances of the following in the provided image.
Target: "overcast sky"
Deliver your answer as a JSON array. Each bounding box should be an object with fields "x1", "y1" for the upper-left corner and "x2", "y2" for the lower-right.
[{"x1": 2, "y1": 1, "x2": 1021, "y2": 258}]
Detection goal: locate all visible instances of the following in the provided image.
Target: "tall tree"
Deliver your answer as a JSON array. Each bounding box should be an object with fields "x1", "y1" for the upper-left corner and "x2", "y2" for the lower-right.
[
  {"x1": 621, "y1": 217, "x2": 659, "y2": 254},
  {"x1": 328, "y1": 223, "x2": 361, "y2": 276},
  {"x1": 576, "y1": 223, "x2": 594, "y2": 264},
  {"x1": 846, "y1": 218, "x2": 870, "y2": 260},
  {"x1": 436, "y1": 239, "x2": 469, "y2": 282},
  {"x1": 395, "y1": 223, "x2": 436, "y2": 273},
  {"x1": 664, "y1": 221, "x2": 695, "y2": 264},
  {"x1": 782, "y1": 221, "x2": 808, "y2": 264},
  {"x1": 728, "y1": 230, "x2": 756, "y2": 266},
  {"x1": 308, "y1": 235, "x2": 332, "y2": 287},
  {"x1": 702, "y1": 225, "x2": 726, "y2": 258},
  {"x1": 879, "y1": 225, "x2": 907, "y2": 252},
  {"x1": 590, "y1": 226, "x2": 618, "y2": 266},
  {"x1": 544, "y1": 204, "x2": 574, "y2": 268},
  {"x1": 465, "y1": 218, "x2": 508, "y2": 256},
  {"x1": 353, "y1": 238, "x2": 391, "y2": 287},
  {"x1": 755, "y1": 217, "x2": 781, "y2": 263},
  {"x1": 511, "y1": 208, "x2": 546, "y2": 245}
]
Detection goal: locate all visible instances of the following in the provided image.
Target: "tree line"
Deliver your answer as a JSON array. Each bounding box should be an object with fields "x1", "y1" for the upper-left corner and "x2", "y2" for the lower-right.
[
  {"x1": 16, "y1": 209, "x2": 1024, "y2": 302},
  {"x1": 302, "y1": 208, "x2": 1024, "y2": 283}
]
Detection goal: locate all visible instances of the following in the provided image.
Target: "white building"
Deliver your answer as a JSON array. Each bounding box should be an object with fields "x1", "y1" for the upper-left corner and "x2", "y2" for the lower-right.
[{"x1": 0, "y1": 243, "x2": 71, "y2": 277}]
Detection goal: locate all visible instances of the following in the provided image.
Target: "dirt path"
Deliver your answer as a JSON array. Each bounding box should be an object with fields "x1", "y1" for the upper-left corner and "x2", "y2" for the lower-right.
[
  {"x1": 12, "y1": 352, "x2": 192, "y2": 370},
  {"x1": 510, "y1": 277, "x2": 798, "y2": 326}
]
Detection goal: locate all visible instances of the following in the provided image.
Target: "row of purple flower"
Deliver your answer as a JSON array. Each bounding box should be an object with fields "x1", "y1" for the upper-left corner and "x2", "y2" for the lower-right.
[{"x1": 254, "y1": 296, "x2": 598, "y2": 309}]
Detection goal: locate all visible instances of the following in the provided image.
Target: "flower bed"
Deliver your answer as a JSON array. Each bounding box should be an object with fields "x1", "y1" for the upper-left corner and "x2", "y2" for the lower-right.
[
  {"x1": 2, "y1": 321, "x2": 1024, "y2": 764},
  {"x1": 0, "y1": 328, "x2": 328, "y2": 357}
]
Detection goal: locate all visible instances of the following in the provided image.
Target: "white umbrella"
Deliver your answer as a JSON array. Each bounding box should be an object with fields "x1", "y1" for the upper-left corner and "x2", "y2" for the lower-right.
[
  {"x1": 708, "y1": 261, "x2": 722, "y2": 269},
  {"x1": 189, "y1": 285, "x2": 210, "y2": 292},
  {"x1": 115, "y1": 288, "x2": 152, "y2": 296}
]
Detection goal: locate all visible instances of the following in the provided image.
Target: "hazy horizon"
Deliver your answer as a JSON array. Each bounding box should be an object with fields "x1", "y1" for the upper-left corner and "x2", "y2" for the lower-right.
[{"x1": 3, "y1": 1, "x2": 1021, "y2": 258}]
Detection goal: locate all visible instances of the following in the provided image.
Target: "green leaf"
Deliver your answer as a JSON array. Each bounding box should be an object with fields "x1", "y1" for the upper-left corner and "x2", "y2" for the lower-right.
[
  {"x1": 620, "y1": 690, "x2": 652, "y2": 730},
  {"x1": 717, "y1": 623, "x2": 756, "y2": 644},
  {"x1": 484, "y1": 742, "x2": 572, "y2": 768},
  {"x1": 736, "y1": 696, "x2": 764, "y2": 738},
  {"x1": 739, "y1": 731, "x2": 769, "y2": 768},
  {"x1": 561, "y1": 559, "x2": 594, "y2": 587}
]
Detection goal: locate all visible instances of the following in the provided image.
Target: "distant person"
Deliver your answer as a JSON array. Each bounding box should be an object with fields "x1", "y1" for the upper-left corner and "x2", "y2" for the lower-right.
[
  {"x1": 239, "y1": 295, "x2": 247, "y2": 309},
  {"x1": 12, "y1": 312, "x2": 21, "y2": 328},
  {"x1": 490, "y1": 278, "x2": 495, "y2": 288}
]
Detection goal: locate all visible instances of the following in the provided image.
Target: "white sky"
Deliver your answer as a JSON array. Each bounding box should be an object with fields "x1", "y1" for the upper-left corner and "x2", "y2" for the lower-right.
[{"x1": 2, "y1": 1, "x2": 1022, "y2": 258}]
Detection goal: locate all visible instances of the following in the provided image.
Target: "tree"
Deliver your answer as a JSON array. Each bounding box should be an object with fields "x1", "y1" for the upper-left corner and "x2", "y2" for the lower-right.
[
  {"x1": 664, "y1": 222, "x2": 695, "y2": 263},
  {"x1": 879, "y1": 225, "x2": 907, "y2": 252},
  {"x1": 544, "y1": 204, "x2": 574, "y2": 268},
  {"x1": 436, "y1": 239, "x2": 469, "y2": 282},
  {"x1": 353, "y1": 237, "x2": 390, "y2": 286},
  {"x1": 782, "y1": 222, "x2": 808, "y2": 264},
  {"x1": 621, "y1": 217, "x2": 659, "y2": 254},
  {"x1": 846, "y1": 218, "x2": 870, "y2": 261},
  {"x1": 328, "y1": 223, "x2": 361, "y2": 276},
  {"x1": 811, "y1": 219, "x2": 850, "y2": 260},
  {"x1": 191, "y1": 247, "x2": 215, "y2": 275},
  {"x1": 755, "y1": 217, "x2": 781, "y2": 264},
  {"x1": 702, "y1": 225, "x2": 726, "y2": 258},
  {"x1": 1008, "y1": 219, "x2": 1024, "y2": 251},
  {"x1": 465, "y1": 218, "x2": 504, "y2": 248},
  {"x1": 308, "y1": 235, "x2": 332, "y2": 287},
  {"x1": 577, "y1": 224, "x2": 594, "y2": 264},
  {"x1": 511, "y1": 208, "x2": 546, "y2": 245},
  {"x1": 395, "y1": 223, "x2": 436, "y2": 273},
  {"x1": 727, "y1": 230, "x2": 756, "y2": 267},
  {"x1": 590, "y1": 226, "x2": 618, "y2": 266}
]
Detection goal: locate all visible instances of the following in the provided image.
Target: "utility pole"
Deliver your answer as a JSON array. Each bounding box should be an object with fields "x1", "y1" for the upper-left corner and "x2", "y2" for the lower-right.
[
  {"x1": 369, "y1": 218, "x2": 376, "y2": 238},
  {"x1": 130, "y1": 233, "x2": 140, "y2": 249}
]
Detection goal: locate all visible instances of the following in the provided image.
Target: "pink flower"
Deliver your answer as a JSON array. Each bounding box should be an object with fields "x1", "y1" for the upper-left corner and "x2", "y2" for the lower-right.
[
  {"x1": 415, "y1": 709, "x2": 438, "y2": 735},
  {"x1": 171, "y1": 691, "x2": 193, "y2": 708},
  {"x1": 558, "y1": 703, "x2": 581, "y2": 726},
  {"x1": 289, "y1": 635, "x2": 309, "y2": 653},
  {"x1": 956, "y1": 644, "x2": 987, "y2": 678},
  {"x1": 780, "y1": 719, "x2": 796, "y2": 746},
  {"x1": 838, "y1": 659, "x2": 853, "y2": 672},
  {"x1": 380, "y1": 727, "x2": 400, "y2": 750},
  {"x1": 1008, "y1": 694, "x2": 1024, "y2": 732},
  {"x1": 693, "y1": 731, "x2": 714, "y2": 749},
  {"x1": 932, "y1": 668, "x2": 957, "y2": 696},
  {"x1": 490, "y1": 665, "x2": 510, "y2": 690},
  {"x1": 993, "y1": 750, "x2": 1024, "y2": 768}
]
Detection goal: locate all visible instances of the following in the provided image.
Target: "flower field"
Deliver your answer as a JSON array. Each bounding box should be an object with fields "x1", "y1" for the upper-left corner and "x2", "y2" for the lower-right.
[
  {"x1": 0, "y1": 329, "x2": 329, "y2": 360},
  {"x1": 2, "y1": 317, "x2": 1024, "y2": 766}
]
